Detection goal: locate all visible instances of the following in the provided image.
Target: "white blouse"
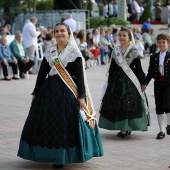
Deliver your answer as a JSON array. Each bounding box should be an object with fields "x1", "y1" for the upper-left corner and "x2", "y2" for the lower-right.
[{"x1": 159, "y1": 51, "x2": 166, "y2": 75}]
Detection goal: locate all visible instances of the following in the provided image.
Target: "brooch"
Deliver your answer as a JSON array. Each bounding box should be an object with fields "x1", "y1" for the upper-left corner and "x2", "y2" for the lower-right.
[{"x1": 166, "y1": 58, "x2": 170, "y2": 63}]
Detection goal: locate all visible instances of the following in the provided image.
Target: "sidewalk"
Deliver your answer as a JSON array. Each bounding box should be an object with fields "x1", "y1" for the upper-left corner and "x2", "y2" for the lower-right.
[{"x1": 0, "y1": 56, "x2": 170, "y2": 170}]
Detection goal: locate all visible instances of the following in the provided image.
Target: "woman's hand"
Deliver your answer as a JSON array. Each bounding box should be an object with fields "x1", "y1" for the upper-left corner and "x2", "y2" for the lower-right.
[
  {"x1": 141, "y1": 85, "x2": 146, "y2": 92},
  {"x1": 13, "y1": 57, "x2": 18, "y2": 65},
  {"x1": 32, "y1": 95, "x2": 35, "y2": 101},
  {"x1": 77, "y1": 98, "x2": 86, "y2": 110},
  {"x1": 3, "y1": 59, "x2": 8, "y2": 66}
]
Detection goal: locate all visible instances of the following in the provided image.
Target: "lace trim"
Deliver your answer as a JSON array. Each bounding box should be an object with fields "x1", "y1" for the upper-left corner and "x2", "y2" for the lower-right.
[
  {"x1": 112, "y1": 45, "x2": 139, "y2": 66},
  {"x1": 126, "y1": 47, "x2": 139, "y2": 65},
  {"x1": 44, "y1": 44, "x2": 82, "y2": 68}
]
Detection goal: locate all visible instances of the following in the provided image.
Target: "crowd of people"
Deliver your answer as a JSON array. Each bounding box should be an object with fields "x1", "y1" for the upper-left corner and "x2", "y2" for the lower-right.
[
  {"x1": 0, "y1": 16, "x2": 57, "y2": 80},
  {"x1": 0, "y1": 10, "x2": 170, "y2": 169},
  {"x1": 74, "y1": 22, "x2": 158, "y2": 68},
  {"x1": 103, "y1": 0, "x2": 164, "y2": 22},
  {"x1": 0, "y1": 13, "x2": 159, "y2": 81}
]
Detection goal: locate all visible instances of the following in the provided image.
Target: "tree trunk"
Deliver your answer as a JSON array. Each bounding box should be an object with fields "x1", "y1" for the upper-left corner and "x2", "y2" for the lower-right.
[{"x1": 33, "y1": 0, "x2": 36, "y2": 12}]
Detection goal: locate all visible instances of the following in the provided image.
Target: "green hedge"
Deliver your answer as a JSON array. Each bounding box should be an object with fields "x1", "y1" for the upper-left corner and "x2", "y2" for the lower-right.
[{"x1": 89, "y1": 17, "x2": 128, "y2": 28}]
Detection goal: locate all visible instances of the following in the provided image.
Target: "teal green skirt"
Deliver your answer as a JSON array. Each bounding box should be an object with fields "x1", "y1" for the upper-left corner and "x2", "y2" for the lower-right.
[
  {"x1": 18, "y1": 115, "x2": 103, "y2": 164},
  {"x1": 99, "y1": 100, "x2": 149, "y2": 131}
]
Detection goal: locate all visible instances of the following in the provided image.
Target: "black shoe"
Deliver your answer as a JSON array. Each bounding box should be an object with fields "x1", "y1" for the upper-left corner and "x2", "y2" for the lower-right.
[
  {"x1": 117, "y1": 131, "x2": 131, "y2": 139},
  {"x1": 166, "y1": 125, "x2": 170, "y2": 135},
  {"x1": 53, "y1": 164, "x2": 63, "y2": 169},
  {"x1": 20, "y1": 74, "x2": 25, "y2": 79},
  {"x1": 3, "y1": 77, "x2": 11, "y2": 81},
  {"x1": 101, "y1": 61, "x2": 106, "y2": 65},
  {"x1": 28, "y1": 70, "x2": 36, "y2": 74},
  {"x1": 156, "y1": 132, "x2": 165, "y2": 139},
  {"x1": 12, "y1": 76, "x2": 19, "y2": 80}
]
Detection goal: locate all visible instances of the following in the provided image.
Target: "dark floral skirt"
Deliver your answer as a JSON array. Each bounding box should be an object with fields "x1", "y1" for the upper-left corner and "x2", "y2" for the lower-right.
[{"x1": 100, "y1": 70, "x2": 143, "y2": 123}]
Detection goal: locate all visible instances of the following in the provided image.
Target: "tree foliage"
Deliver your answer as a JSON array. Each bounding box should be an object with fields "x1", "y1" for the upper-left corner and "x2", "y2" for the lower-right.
[
  {"x1": 54, "y1": 0, "x2": 93, "y2": 10},
  {"x1": 0, "y1": 0, "x2": 21, "y2": 18}
]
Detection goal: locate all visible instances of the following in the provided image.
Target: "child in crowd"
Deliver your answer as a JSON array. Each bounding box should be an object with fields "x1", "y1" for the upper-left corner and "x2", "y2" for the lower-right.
[
  {"x1": 86, "y1": 32, "x2": 100, "y2": 66},
  {"x1": 146, "y1": 33, "x2": 170, "y2": 139}
]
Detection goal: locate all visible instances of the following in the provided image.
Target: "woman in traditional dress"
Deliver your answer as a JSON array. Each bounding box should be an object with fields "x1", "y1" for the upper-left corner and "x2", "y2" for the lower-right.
[
  {"x1": 17, "y1": 23, "x2": 103, "y2": 169},
  {"x1": 99, "y1": 27, "x2": 149, "y2": 138}
]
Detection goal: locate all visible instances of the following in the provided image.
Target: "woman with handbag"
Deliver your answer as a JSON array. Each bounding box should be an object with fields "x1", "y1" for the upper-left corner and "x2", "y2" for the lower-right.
[
  {"x1": 99, "y1": 27, "x2": 149, "y2": 138},
  {"x1": 17, "y1": 23, "x2": 103, "y2": 169}
]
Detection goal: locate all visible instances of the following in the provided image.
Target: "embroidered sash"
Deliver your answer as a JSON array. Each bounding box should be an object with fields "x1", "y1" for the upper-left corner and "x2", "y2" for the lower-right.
[
  {"x1": 49, "y1": 45, "x2": 96, "y2": 129},
  {"x1": 114, "y1": 46, "x2": 149, "y2": 115}
]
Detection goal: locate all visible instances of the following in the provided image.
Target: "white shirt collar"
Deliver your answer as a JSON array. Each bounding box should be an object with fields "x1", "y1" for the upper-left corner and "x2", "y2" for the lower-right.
[
  {"x1": 159, "y1": 51, "x2": 166, "y2": 66},
  {"x1": 159, "y1": 51, "x2": 166, "y2": 57}
]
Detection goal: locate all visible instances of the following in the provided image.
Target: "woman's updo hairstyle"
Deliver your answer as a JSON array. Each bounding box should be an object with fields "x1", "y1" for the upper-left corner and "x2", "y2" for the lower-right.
[{"x1": 120, "y1": 27, "x2": 132, "y2": 41}]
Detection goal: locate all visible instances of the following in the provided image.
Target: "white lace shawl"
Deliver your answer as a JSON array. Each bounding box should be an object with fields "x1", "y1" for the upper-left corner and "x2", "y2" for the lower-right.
[
  {"x1": 112, "y1": 45, "x2": 139, "y2": 66},
  {"x1": 43, "y1": 43, "x2": 96, "y2": 115},
  {"x1": 44, "y1": 43, "x2": 83, "y2": 76}
]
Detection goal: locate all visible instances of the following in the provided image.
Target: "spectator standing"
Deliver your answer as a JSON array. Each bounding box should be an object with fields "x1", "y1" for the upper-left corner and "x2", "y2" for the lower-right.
[
  {"x1": 127, "y1": 0, "x2": 132, "y2": 21},
  {"x1": 10, "y1": 31, "x2": 34, "y2": 79},
  {"x1": 151, "y1": 2, "x2": 156, "y2": 21},
  {"x1": 103, "y1": 2, "x2": 108, "y2": 18},
  {"x1": 139, "y1": 3, "x2": 144, "y2": 21},
  {"x1": 22, "y1": 16, "x2": 40, "y2": 73},
  {"x1": 108, "y1": 1, "x2": 114, "y2": 18},
  {"x1": 24, "y1": 19, "x2": 30, "y2": 25},
  {"x1": 131, "y1": 0, "x2": 140, "y2": 21},
  {"x1": 0, "y1": 36, "x2": 18, "y2": 80},
  {"x1": 155, "y1": 3, "x2": 162, "y2": 22},
  {"x1": 113, "y1": 0, "x2": 118, "y2": 17},
  {"x1": 63, "y1": 13, "x2": 77, "y2": 32}
]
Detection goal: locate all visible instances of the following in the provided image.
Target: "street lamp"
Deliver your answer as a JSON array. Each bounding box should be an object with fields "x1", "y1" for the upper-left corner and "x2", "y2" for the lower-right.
[{"x1": 107, "y1": 0, "x2": 110, "y2": 26}]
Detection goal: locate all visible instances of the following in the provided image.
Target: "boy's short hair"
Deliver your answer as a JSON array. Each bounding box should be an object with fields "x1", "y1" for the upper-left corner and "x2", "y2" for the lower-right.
[{"x1": 157, "y1": 33, "x2": 170, "y2": 42}]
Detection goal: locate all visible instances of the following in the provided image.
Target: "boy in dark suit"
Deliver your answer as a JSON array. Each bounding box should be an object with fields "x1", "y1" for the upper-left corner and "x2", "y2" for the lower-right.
[{"x1": 146, "y1": 33, "x2": 170, "y2": 139}]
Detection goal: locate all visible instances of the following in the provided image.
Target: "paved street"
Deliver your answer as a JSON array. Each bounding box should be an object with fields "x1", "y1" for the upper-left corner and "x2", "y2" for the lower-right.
[{"x1": 0, "y1": 56, "x2": 170, "y2": 170}]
